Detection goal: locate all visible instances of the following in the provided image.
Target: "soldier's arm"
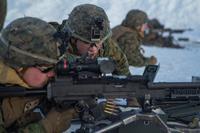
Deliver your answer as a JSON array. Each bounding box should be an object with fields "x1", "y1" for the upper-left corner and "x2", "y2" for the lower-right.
[
  {"x1": 102, "y1": 39, "x2": 130, "y2": 75},
  {"x1": 118, "y1": 32, "x2": 150, "y2": 67},
  {"x1": 18, "y1": 123, "x2": 45, "y2": 133}
]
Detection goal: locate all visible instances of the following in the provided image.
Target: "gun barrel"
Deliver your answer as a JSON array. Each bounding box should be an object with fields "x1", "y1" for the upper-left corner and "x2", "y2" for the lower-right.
[
  {"x1": 148, "y1": 82, "x2": 200, "y2": 89},
  {"x1": 151, "y1": 28, "x2": 192, "y2": 34},
  {"x1": 0, "y1": 86, "x2": 46, "y2": 97}
]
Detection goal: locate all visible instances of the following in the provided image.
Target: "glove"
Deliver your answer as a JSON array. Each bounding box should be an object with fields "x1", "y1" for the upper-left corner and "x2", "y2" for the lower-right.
[
  {"x1": 148, "y1": 56, "x2": 157, "y2": 65},
  {"x1": 40, "y1": 108, "x2": 77, "y2": 133}
]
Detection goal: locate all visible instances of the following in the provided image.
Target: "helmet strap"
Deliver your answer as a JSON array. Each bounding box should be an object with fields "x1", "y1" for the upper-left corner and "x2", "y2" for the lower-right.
[{"x1": 69, "y1": 38, "x2": 79, "y2": 55}]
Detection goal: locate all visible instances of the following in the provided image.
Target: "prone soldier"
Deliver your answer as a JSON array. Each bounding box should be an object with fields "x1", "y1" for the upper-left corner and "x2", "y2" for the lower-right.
[
  {"x1": 0, "y1": 17, "x2": 77, "y2": 133},
  {"x1": 143, "y1": 18, "x2": 184, "y2": 48}
]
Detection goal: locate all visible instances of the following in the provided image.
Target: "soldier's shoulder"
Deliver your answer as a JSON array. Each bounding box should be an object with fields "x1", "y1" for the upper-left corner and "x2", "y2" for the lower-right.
[
  {"x1": 112, "y1": 25, "x2": 133, "y2": 35},
  {"x1": 103, "y1": 38, "x2": 123, "y2": 56},
  {"x1": 112, "y1": 25, "x2": 134, "y2": 41}
]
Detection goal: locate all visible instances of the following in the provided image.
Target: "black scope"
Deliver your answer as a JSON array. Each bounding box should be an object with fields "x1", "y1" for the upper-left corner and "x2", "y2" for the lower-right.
[{"x1": 56, "y1": 57, "x2": 116, "y2": 77}]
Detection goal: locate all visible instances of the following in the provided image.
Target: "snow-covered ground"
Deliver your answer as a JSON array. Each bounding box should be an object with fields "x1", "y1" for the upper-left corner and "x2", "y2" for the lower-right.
[
  {"x1": 4, "y1": 1, "x2": 200, "y2": 132},
  {"x1": 131, "y1": 42, "x2": 200, "y2": 82}
]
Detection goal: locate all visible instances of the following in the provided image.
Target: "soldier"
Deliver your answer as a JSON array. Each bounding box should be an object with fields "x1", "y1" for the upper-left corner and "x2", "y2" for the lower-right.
[
  {"x1": 143, "y1": 18, "x2": 183, "y2": 48},
  {"x1": 0, "y1": 0, "x2": 7, "y2": 30},
  {"x1": 60, "y1": 4, "x2": 130, "y2": 75},
  {"x1": 0, "y1": 17, "x2": 76, "y2": 133},
  {"x1": 112, "y1": 9, "x2": 157, "y2": 67},
  {"x1": 143, "y1": 18, "x2": 165, "y2": 47}
]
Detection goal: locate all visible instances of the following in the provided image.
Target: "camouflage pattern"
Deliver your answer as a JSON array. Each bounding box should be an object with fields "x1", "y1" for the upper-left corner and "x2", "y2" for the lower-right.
[
  {"x1": 122, "y1": 9, "x2": 148, "y2": 30},
  {"x1": 0, "y1": 0, "x2": 7, "y2": 30},
  {"x1": 41, "y1": 108, "x2": 77, "y2": 133},
  {"x1": 67, "y1": 38, "x2": 130, "y2": 75},
  {"x1": 18, "y1": 123, "x2": 45, "y2": 133},
  {"x1": 66, "y1": 4, "x2": 130, "y2": 75},
  {"x1": 1, "y1": 17, "x2": 59, "y2": 69},
  {"x1": 67, "y1": 4, "x2": 111, "y2": 43},
  {"x1": 99, "y1": 38, "x2": 130, "y2": 75},
  {"x1": 1, "y1": 102, "x2": 45, "y2": 133},
  {"x1": 0, "y1": 69, "x2": 76, "y2": 133},
  {"x1": 112, "y1": 25, "x2": 157, "y2": 67},
  {"x1": 0, "y1": 17, "x2": 75, "y2": 132}
]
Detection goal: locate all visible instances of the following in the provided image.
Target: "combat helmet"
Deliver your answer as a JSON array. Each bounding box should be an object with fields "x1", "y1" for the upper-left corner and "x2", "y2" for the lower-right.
[
  {"x1": 0, "y1": 17, "x2": 59, "y2": 69},
  {"x1": 0, "y1": 0, "x2": 7, "y2": 30},
  {"x1": 65, "y1": 4, "x2": 112, "y2": 44},
  {"x1": 148, "y1": 18, "x2": 164, "y2": 29},
  {"x1": 122, "y1": 9, "x2": 148, "y2": 29}
]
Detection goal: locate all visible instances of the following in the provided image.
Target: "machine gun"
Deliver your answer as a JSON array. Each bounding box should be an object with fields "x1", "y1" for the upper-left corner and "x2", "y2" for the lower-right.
[
  {"x1": 0, "y1": 57, "x2": 200, "y2": 133},
  {"x1": 151, "y1": 28, "x2": 192, "y2": 36},
  {"x1": 144, "y1": 28, "x2": 193, "y2": 48}
]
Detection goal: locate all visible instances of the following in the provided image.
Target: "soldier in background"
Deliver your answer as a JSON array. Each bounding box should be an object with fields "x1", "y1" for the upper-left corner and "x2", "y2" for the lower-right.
[
  {"x1": 143, "y1": 18, "x2": 183, "y2": 48},
  {"x1": 0, "y1": 0, "x2": 7, "y2": 30},
  {"x1": 112, "y1": 9, "x2": 157, "y2": 67},
  {"x1": 143, "y1": 18, "x2": 165, "y2": 47},
  {"x1": 60, "y1": 4, "x2": 130, "y2": 75}
]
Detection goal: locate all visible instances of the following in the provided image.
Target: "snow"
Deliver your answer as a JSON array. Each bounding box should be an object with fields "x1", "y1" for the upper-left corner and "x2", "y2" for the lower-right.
[
  {"x1": 130, "y1": 42, "x2": 200, "y2": 82},
  {"x1": 64, "y1": 42, "x2": 200, "y2": 132},
  {"x1": 5, "y1": 0, "x2": 200, "y2": 41},
  {"x1": 3, "y1": 1, "x2": 200, "y2": 132}
]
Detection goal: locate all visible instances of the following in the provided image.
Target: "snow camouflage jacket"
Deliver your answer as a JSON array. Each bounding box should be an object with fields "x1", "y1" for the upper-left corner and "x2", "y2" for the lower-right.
[{"x1": 112, "y1": 25, "x2": 157, "y2": 67}]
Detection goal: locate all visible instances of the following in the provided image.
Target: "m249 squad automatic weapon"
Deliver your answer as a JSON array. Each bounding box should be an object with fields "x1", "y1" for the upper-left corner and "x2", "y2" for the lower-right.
[{"x1": 0, "y1": 57, "x2": 200, "y2": 133}]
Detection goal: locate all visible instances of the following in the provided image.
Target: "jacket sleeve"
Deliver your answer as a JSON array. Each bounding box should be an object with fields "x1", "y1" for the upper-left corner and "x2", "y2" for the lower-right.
[
  {"x1": 101, "y1": 39, "x2": 130, "y2": 75},
  {"x1": 18, "y1": 122, "x2": 45, "y2": 133},
  {"x1": 117, "y1": 32, "x2": 148, "y2": 67}
]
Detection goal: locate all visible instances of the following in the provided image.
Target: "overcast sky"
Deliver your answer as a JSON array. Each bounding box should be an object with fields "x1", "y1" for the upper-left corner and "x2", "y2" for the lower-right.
[{"x1": 5, "y1": 0, "x2": 200, "y2": 40}]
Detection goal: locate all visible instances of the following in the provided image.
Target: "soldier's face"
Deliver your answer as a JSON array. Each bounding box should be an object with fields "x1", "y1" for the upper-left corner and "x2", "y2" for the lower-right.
[
  {"x1": 141, "y1": 23, "x2": 149, "y2": 33},
  {"x1": 76, "y1": 39, "x2": 102, "y2": 59},
  {"x1": 18, "y1": 66, "x2": 55, "y2": 88},
  {"x1": 138, "y1": 23, "x2": 149, "y2": 38}
]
